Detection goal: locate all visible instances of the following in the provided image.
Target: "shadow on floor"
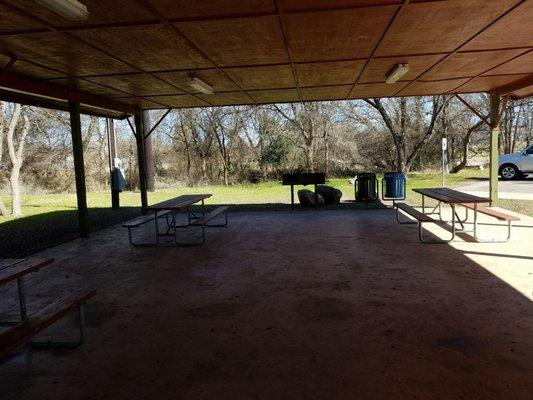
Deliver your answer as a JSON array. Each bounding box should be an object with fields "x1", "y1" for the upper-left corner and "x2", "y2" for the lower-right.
[
  {"x1": 0, "y1": 209, "x2": 532, "y2": 399},
  {"x1": 0, "y1": 202, "x2": 388, "y2": 257},
  {"x1": 0, "y1": 207, "x2": 140, "y2": 257}
]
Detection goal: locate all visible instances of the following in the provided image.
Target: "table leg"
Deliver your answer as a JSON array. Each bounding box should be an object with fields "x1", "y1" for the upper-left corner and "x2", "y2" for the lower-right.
[
  {"x1": 474, "y1": 203, "x2": 478, "y2": 239},
  {"x1": 17, "y1": 276, "x2": 27, "y2": 321},
  {"x1": 422, "y1": 195, "x2": 425, "y2": 214},
  {"x1": 155, "y1": 211, "x2": 159, "y2": 245},
  {"x1": 202, "y1": 199, "x2": 205, "y2": 217},
  {"x1": 451, "y1": 204, "x2": 456, "y2": 240}
]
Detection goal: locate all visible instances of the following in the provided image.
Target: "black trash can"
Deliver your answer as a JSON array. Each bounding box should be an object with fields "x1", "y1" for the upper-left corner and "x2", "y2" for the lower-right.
[
  {"x1": 355, "y1": 172, "x2": 378, "y2": 202},
  {"x1": 382, "y1": 171, "x2": 406, "y2": 200}
]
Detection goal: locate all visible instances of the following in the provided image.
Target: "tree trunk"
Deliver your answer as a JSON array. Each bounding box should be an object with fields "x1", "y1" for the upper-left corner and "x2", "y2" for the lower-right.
[
  {"x1": 307, "y1": 140, "x2": 315, "y2": 172},
  {"x1": 399, "y1": 97, "x2": 407, "y2": 171},
  {"x1": 450, "y1": 120, "x2": 484, "y2": 173},
  {"x1": 6, "y1": 104, "x2": 29, "y2": 217},
  {"x1": 324, "y1": 132, "x2": 329, "y2": 176},
  {"x1": 0, "y1": 102, "x2": 7, "y2": 216},
  {"x1": 10, "y1": 164, "x2": 22, "y2": 216},
  {"x1": 201, "y1": 158, "x2": 208, "y2": 181}
]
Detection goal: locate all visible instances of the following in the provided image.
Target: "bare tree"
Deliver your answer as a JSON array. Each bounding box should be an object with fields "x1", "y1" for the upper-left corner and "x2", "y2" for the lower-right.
[
  {"x1": 364, "y1": 96, "x2": 448, "y2": 172},
  {"x1": 5, "y1": 104, "x2": 30, "y2": 216},
  {"x1": 0, "y1": 102, "x2": 9, "y2": 215}
]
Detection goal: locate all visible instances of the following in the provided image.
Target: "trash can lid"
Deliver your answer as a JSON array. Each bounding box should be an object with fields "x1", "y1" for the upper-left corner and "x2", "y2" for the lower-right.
[
  {"x1": 383, "y1": 171, "x2": 405, "y2": 178},
  {"x1": 357, "y1": 172, "x2": 376, "y2": 178}
]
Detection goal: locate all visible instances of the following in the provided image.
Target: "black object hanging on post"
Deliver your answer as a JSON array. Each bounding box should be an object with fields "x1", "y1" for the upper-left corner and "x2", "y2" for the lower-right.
[{"x1": 355, "y1": 173, "x2": 378, "y2": 205}]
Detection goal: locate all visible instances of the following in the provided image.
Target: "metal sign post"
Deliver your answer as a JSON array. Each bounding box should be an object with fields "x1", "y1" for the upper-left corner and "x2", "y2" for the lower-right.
[{"x1": 441, "y1": 137, "x2": 447, "y2": 187}]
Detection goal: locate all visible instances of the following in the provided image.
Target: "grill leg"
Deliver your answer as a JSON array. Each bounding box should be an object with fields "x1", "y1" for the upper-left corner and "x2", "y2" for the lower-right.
[{"x1": 291, "y1": 185, "x2": 294, "y2": 211}]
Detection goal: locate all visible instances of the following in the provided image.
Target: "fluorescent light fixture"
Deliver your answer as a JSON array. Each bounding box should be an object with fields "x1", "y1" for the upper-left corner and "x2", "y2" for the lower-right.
[
  {"x1": 189, "y1": 76, "x2": 214, "y2": 94},
  {"x1": 34, "y1": 0, "x2": 89, "y2": 21},
  {"x1": 385, "y1": 63, "x2": 409, "y2": 84}
]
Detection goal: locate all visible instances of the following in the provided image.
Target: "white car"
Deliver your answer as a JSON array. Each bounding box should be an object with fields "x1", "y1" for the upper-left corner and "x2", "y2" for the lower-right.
[{"x1": 499, "y1": 144, "x2": 533, "y2": 180}]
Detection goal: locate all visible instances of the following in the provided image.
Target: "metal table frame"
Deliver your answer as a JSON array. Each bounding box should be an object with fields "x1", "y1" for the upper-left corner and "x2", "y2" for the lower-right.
[
  {"x1": 413, "y1": 188, "x2": 489, "y2": 242},
  {"x1": 143, "y1": 194, "x2": 211, "y2": 246}
]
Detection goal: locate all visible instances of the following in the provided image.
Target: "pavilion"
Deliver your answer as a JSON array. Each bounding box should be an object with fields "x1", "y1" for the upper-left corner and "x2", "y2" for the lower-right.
[
  {"x1": 0, "y1": 0, "x2": 532, "y2": 236},
  {"x1": 0, "y1": 2, "x2": 532, "y2": 399}
]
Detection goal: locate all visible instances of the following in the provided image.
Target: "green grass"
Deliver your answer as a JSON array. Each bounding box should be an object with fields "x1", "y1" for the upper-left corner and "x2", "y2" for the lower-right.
[
  {"x1": 0, "y1": 169, "x2": 531, "y2": 257},
  {"x1": 0, "y1": 169, "x2": 488, "y2": 218}
]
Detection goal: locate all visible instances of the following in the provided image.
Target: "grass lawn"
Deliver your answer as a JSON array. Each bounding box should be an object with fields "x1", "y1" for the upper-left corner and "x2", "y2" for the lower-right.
[{"x1": 1, "y1": 170, "x2": 531, "y2": 257}]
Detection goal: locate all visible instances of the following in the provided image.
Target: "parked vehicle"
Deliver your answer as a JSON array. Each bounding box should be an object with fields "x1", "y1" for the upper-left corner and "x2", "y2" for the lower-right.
[{"x1": 499, "y1": 144, "x2": 533, "y2": 180}]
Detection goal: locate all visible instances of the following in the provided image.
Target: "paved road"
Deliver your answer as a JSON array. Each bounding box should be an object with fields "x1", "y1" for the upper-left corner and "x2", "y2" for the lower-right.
[{"x1": 456, "y1": 175, "x2": 533, "y2": 200}]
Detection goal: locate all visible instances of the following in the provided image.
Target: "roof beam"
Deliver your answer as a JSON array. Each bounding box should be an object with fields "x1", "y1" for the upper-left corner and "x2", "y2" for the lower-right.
[
  {"x1": 0, "y1": 0, "x2": 211, "y2": 109},
  {"x1": 0, "y1": 52, "x2": 172, "y2": 109},
  {"x1": 0, "y1": 56, "x2": 17, "y2": 82},
  {"x1": 496, "y1": 74, "x2": 533, "y2": 98},
  {"x1": 0, "y1": 88, "x2": 128, "y2": 118},
  {"x1": 453, "y1": 94, "x2": 490, "y2": 128},
  {"x1": 0, "y1": 73, "x2": 135, "y2": 114},
  {"x1": 144, "y1": 108, "x2": 171, "y2": 139}
]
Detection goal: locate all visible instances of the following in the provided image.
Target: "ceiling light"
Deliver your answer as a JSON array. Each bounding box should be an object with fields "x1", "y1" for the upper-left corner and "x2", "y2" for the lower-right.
[
  {"x1": 34, "y1": 0, "x2": 89, "y2": 21},
  {"x1": 385, "y1": 64, "x2": 409, "y2": 84},
  {"x1": 189, "y1": 76, "x2": 214, "y2": 95}
]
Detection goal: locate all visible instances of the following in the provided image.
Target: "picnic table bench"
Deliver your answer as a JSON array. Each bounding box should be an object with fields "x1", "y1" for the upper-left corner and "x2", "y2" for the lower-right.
[
  {"x1": 190, "y1": 206, "x2": 228, "y2": 245},
  {"x1": 395, "y1": 188, "x2": 519, "y2": 243},
  {"x1": 395, "y1": 203, "x2": 453, "y2": 243},
  {"x1": 123, "y1": 194, "x2": 228, "y2": 246},
  {"x1": 460, "y1": 202, "x2": 519, "y2": 242},
  {"x1": 0, "y1": 257, "x2": 96, "y2": 358}
]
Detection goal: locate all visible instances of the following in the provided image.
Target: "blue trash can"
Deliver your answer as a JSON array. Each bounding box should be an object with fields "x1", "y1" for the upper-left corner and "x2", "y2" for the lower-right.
[{"x1": 382, "y1": 172, "x2": 406, "y2": 200}]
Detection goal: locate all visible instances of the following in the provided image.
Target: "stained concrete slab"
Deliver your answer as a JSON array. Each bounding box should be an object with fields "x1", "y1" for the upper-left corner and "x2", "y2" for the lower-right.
[{"x1": 1, "y1": 208, "x2": 532, "y2": 400}]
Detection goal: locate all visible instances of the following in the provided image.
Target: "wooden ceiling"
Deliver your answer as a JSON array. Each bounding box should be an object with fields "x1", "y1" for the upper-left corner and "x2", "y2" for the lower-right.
[{"x1": 0, "y1": 0, "x2": 532, "y2": 115}]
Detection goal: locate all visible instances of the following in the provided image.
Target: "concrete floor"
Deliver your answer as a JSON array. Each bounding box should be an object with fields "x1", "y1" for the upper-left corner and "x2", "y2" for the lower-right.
[{"x1": 1, "y1": 208, "x2": 532, "y2": 400}]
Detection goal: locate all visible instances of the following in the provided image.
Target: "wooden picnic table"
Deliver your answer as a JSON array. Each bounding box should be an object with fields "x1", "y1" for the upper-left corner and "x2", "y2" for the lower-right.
[
  {"x1": 143, "y1": 194, "x2": 212, "y2": 212},
  {"x1": 141, "y1": 194, "x2": 212, "y2": 244},
  {"x1": 0, "y1": 258, "x2": 54, "y2": 324},
  {"x1": 0, "y1": 258, "x2": 96, "y2": 356},
  {"x1": 412, "y1": 187, "x2": 490, "y2": 240},
  {"x1": 413, "y1": 187, "x2": 489, "y2": 205}
]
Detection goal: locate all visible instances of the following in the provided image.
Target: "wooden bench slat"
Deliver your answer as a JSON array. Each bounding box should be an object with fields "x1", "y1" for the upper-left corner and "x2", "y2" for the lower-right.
[
  {"x1": 191, "y1": 207, "x2": 228, "y2": 226},
  {"x1": 122, "y1": 210, "x2": 171, "y2": 228},
  {"x1": 460, "y1": 203, "x2": 520, "y2": 221},
  {"x1": 396, "y1": 203, "x2": 435, "y2": 222},
  {"x1": 0, "y1": 290, "x2": 96, "y2": 358},
  {"x1": 0, "y1": 258, "x2": 54, "y2": 286}
]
